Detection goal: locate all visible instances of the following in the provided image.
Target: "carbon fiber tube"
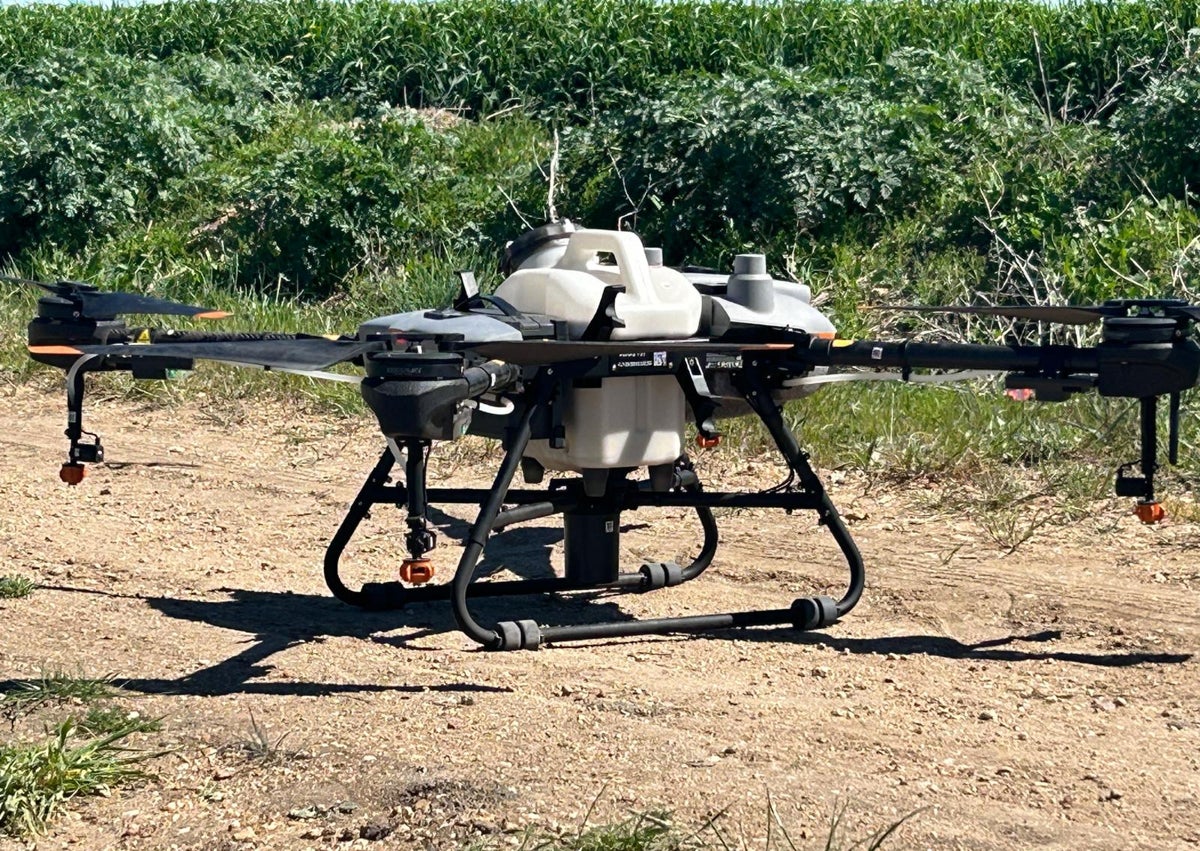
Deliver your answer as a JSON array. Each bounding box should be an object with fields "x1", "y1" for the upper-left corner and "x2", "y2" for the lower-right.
[
  {"x1": 450, "y1": 401, "x2": 538, "y2": 648},
  {"x1": 805, "y1": 338, "x2": 1091, "y2": 373}
]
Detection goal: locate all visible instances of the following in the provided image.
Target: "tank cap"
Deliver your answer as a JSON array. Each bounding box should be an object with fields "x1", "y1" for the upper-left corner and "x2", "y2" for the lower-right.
[
  {"x1": 727, "y1": 254, "x2": 775, "y2": 313},
  {"x1": 733, "y1": 254, "x2": 768, "y2": 277},
  {"x1": 503, "y1": 219, "x2": 576, "y2": 274}
]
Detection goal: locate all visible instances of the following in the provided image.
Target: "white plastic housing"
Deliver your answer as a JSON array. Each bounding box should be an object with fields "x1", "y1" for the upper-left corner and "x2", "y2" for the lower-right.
[
  {"x1": 528, "y1": 375, "x2": 685, "y2": 472},
  {"x1": 494, "y1": 229, "x2": 702, "y2": 340},
  {"x1": 494, "y1": 229, "x2": 698, "y2": 471}
]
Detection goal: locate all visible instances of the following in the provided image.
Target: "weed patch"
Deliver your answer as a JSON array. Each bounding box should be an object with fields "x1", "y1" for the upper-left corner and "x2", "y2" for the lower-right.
[
  {"x1": 0, "y1": 720, "x2": 150, "y2": 837},
  {"x1": 486, "y1": 801, "x2": 920, "y2": 851},
  {"x1": 2, "y1": 672, "x2": 117, "y2": 726},
  {"x1": 73, "y1": 706, "x2": 162, "y2": 738},
  {"x1": 0, "y1": 575, "x2": 34, "y2": 599},
  {"x1": 220, "y1": 710, "x2": 306, "y2": 765}
]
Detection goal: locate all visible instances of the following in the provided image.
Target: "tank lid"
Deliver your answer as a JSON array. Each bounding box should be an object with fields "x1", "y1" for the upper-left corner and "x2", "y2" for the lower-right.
[{"x1": 503, "y1": 219, "x2": 577, "y2": 274}]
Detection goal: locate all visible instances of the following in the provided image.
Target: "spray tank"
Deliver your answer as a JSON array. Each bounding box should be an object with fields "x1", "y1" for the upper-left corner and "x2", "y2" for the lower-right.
[{"x1": 495, "y1": 225, "x2": 701, "y2": 476}]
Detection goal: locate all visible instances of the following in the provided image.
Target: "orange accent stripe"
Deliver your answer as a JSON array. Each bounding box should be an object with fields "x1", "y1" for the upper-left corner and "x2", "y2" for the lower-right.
[
  {"x1": 196, "y1": 310, "x2": 231, "y2": 320},
  {"x1": 28, "y1": 345, "x2": 83, "y2": 356},
  {"x1": 811, "y1": 331, "x2": 836, "y2": 340}
]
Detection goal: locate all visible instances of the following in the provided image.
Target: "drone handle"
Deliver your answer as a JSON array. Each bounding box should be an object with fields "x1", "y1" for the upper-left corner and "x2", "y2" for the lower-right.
[{"x1": 558, "y1": 229, "x2": 655, "y2": 301}]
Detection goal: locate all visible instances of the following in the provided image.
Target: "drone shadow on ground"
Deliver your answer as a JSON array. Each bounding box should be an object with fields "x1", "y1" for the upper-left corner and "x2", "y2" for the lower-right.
[
  {"x1": 1, "y1": 586, "x2": 489, "y2": 699},
  {"x1": 718, "y1": 627, "x2": 1192, "y2": 668},
  {"x1": 31, "y1": 514, "x2": 682, "y2": 698},
  {"x1": 37, "y1": 583, "x2": 639, "y2": 697}
]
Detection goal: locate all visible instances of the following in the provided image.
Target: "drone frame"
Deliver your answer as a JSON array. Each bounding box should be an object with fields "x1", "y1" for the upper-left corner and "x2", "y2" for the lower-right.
[{"x1": 25, "y1": 261, "x2": 1200, "y2": 651}]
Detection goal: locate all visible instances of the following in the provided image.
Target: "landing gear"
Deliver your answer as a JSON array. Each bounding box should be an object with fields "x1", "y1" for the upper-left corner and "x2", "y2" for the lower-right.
[{"x1": 323, "y1": 381, "x2": 865, "y2": 651}]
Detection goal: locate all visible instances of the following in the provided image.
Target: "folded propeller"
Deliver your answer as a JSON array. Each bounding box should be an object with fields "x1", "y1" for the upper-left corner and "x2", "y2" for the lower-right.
[
  {"x1": 882, "y1": 298, "x2": 1200, "y2": 326},
  {"x1": 5, "y1": 273, "x2": 229, "y2": 320}
]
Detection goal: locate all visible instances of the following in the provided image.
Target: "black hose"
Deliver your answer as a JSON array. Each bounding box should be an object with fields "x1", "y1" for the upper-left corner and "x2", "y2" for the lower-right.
[{"x1": 493, "y1": 502, "x2": 558, "y2": 530}]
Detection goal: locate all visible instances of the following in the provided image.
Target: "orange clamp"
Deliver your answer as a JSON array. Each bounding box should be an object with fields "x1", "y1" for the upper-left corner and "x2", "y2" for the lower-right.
[
  {"x1": 1134, "y1": 501, "x2": 1165, "y2": 525},
  {"x1": 695, "y1": 434, "x2": 721, "y2": 449},
  {"x1": 400, "y1": 558, "x2": 435, "y2": 584},
  {"x1": 59, "y1": 463, "x2": 86, "y2": 486}
]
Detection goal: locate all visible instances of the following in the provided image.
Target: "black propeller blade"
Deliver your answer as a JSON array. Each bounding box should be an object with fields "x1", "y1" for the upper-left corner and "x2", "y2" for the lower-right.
[
  {"x1": 29, "y1": 337, "x2": 383, "y2": 372},
  {"x1": 4, "y1": 274, "x2": 229, "y2": 319},
  {"x1": 879, "y1": 299, "x2": 1200, "y2": 326},
  {"x1": 878, "y1": 304, "x2": 1119, "y2": 325}
]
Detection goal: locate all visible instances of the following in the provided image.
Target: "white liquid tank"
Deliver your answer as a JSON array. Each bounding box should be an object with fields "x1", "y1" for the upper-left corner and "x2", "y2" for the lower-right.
[{"x1": 494, "y1": 228, "x2": 701, "y2": 472}]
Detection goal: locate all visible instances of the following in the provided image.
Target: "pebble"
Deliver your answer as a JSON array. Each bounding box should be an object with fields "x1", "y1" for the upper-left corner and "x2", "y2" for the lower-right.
[
  {"x1": 978, "y1": 709, "x2": 997, "y2": 721},
  {"x1": 230, "y1": 826, "x2": 256, "y2": 841},
  {"x1": 360, "y1": 823, "x2": 393, "y2": 841}
]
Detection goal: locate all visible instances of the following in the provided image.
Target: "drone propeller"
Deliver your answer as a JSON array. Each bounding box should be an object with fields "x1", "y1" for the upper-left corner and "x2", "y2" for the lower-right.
[
  {"x1": 879, "y1": 299, "x2": 1200, "y2": 326},
  {"x1": 878, "y1": 304, "x2": 1119, "y2": 325},
  {"x1": 4, "y1": 274, "x2": 230, "y2": 320},
  {"x1": 28, "y1": 336, "x2": 383, "y2": 372}
]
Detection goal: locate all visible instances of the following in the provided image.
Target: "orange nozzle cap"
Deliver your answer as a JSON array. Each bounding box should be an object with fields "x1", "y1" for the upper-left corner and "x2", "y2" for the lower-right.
[
  {"x1": 1135, "y1": 501, "x2": 1165, "y2": 524},
  {"x1": 59, "y1": 463, "x2": 86, "y2": 485},
  {"x1": 695, "y1": 434, "x2": 721, "y2": 449},
  {"x1": 400, "y1": 558, "x2": 435, "y2": 584}
]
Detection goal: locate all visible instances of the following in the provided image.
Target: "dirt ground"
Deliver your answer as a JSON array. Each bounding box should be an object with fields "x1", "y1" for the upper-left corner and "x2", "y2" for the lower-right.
[{"x1": 1, "y1": 384, "x2": 1198, "y2": 851}]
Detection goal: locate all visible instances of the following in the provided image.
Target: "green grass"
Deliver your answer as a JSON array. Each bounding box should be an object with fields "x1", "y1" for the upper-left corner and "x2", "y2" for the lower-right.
[
  {"x1": 0, "y1": 720, "x2": 150, "y2": 837},
  {"x1": 0, "y1": 575, "x2": 35, "y2": 599},
  {"x1": 2, "y1": 673, "x2": 118, "y2": 725},
  {"x1": 73, "y1": 706, "x2": 162, "y2": 738}
]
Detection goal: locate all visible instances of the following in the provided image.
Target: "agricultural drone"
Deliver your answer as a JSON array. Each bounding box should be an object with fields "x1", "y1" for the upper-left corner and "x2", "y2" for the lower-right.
[{"x1": 24, "y1": 221, "x2": 1200, "y2": 650}]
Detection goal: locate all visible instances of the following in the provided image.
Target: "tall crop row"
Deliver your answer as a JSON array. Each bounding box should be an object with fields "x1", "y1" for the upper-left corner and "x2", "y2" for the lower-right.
[{"x1": 1, "y1": 0, "x2": 1197, "y2": 118}]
